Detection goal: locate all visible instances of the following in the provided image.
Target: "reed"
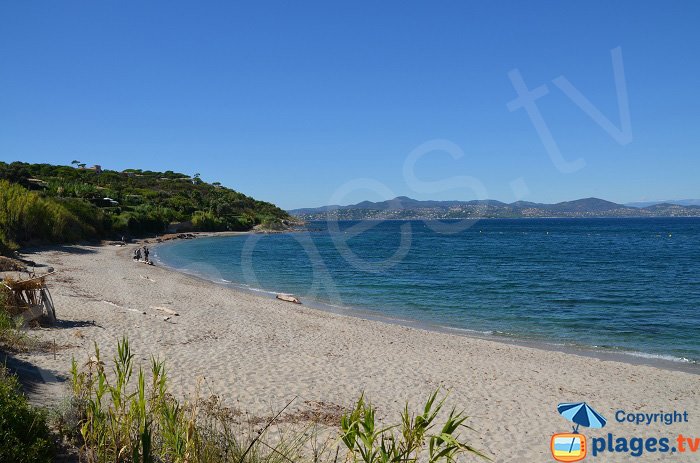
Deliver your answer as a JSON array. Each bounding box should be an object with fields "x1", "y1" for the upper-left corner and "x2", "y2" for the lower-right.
[
  {"x1": 68, "y1": 337, "x2": 310, "y2": 462},
  {"x1": 340, "y1": 390, "x2": 488, "y2": 463}
]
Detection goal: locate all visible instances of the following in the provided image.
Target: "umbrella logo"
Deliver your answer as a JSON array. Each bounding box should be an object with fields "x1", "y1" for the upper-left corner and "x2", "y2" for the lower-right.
[{"x1": 551, "y1": 402, "x2": 607, "y2": 462}]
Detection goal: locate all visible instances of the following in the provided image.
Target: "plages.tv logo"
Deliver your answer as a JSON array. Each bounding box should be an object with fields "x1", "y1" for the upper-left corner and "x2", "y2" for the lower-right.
[{"x1": 551, "y1": 402, "x2": 607, "y2": 462}]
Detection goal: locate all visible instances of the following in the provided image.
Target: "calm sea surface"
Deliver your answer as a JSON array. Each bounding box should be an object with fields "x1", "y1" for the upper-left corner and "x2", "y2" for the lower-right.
[{"x1": 154, "y1": 218, "x2": 700, "y2": 363}]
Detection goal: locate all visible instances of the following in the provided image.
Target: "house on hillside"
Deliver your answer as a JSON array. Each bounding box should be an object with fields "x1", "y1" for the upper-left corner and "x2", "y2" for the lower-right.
[
  {"x1": 79, "y1": 164, "x2": 102, "y2": 173},
  {"x1": 26, "y1": 178, "x2": 49, "y2": 190}
]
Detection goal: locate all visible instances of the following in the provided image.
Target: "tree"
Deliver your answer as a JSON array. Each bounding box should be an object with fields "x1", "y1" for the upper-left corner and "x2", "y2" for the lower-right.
[{"x1": 71, "y1": 160, "x2": 81, "y2": 166}]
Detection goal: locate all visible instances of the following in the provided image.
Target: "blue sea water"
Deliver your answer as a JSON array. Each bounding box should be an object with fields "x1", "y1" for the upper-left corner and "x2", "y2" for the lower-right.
[{"x1": 154, "y1": 218, "x2": 700, "y2": 363}]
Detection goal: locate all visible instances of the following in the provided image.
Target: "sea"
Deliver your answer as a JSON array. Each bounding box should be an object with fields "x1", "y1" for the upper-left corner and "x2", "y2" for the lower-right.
[{"x1": 154, "y1": 218, "x2": 700, "y2": 365}]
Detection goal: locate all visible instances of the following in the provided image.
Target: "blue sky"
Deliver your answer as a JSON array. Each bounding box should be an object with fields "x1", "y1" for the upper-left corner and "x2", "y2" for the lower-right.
[{"x1": 1, "y1": 1, "x2": 698, "y2": 209}]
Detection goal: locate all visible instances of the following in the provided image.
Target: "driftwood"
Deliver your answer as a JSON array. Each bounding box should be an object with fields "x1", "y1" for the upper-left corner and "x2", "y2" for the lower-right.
[
  {"x1": 276, "y1": 294, "x2": 301, "y2": 304},
  {"x1": 40, "y1": 286, "x2": 57, "y2": 323},
  {"x1": 151, "y1": 306, "x2": 179, "y2": 316}
]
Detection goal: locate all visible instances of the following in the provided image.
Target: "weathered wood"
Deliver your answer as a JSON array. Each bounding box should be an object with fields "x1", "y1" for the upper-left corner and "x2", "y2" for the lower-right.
[
  {"x1": 21, "y1": 304, "x2": 44, "y2": 324},
  {"x1": 41, "y1": 287, "x2": 56, "y2": 323},
  {"x1": 151, "y1": 306, "x2": 179, "y2": 316},
  {"x1": 2, "y1": 275, "x2": 57, "y2": 324},
  {"x1": 276, "y1": 294, "x2": 301, "y2": 304}
]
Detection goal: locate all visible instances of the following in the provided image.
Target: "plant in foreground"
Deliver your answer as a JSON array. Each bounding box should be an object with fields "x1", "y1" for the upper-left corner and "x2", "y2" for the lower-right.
[
  {"x1": 340, "y1": 391, "x2": 488, "y2": 463},
  {"x1": 68, "y1": 337, "x2": 309, "y2": 462},
  {"x1": 68, "y1": 337, "x2": 487, "y2": 462}
]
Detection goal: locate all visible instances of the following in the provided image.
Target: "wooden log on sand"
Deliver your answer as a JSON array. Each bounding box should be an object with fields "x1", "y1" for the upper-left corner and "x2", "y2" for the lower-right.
[
  {"x1": 276, "y1": 294, "x2": 301, "y2": 304},
  {"x1": 151, "y1": 306, "x2": 180, "y2": 316}
]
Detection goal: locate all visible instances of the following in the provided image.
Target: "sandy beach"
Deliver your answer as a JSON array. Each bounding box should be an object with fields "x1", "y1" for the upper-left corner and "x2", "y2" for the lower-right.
[{"x1": 9, "y1": 242, "x2": 700, "y2": 462}]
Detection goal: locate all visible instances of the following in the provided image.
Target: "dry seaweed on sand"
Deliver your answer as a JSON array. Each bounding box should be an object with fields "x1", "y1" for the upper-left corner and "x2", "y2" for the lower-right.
[{"x1": 0, "y1": 256, "x2": 27, "y2": 272}]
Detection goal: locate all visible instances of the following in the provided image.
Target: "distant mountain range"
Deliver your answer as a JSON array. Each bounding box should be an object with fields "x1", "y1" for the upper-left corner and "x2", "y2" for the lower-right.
[
  {"x1": 625, "y1": 199, "x2": 700, "y2": 208},
  {"x1": 289, "y1": 197, "x2": 700, "y2": 221}
]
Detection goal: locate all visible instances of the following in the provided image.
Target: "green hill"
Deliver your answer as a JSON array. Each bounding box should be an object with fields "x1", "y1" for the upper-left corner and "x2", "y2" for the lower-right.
[{"x1": 0, "y1": 161, "x2": 292, "y2": 254}]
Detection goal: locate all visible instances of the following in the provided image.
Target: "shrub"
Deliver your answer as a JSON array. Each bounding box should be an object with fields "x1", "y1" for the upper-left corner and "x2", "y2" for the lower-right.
[
  {"x1": 191, "y1": 210, "x2": 226, "y2": 231},
  {"x1": 225, "y1": 215, "x2": 254, "y2": 231},
  {"x1": 0, "y1": 310, "x2": 30, "y2": 351},
  {"x1": 0, "y1": 365, "x2": 54, "y2": 463},
  {"x1": 0, "y1": 229, "x2": 19, "y2": 257},
  {"x1": 58, "y1": 197, "x2": 106, "y2": 237},
  {"x1": 0, "y1": 290, "x2": 32, "y2": 351}
]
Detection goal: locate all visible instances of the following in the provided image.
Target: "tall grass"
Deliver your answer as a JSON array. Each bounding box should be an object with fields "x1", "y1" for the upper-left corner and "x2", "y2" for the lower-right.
[
  {"x1": 68, "y1": 338, "x2": 311, "y2": 463},
  {"x1": 66, "y1": 337, "x2": 487, "y2": 462},
  {"x1": 0, "y1": 180, "x2": 99, "y2": 252}
]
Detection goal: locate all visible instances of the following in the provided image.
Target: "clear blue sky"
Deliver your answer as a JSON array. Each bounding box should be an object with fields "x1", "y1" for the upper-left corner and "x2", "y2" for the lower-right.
[{"x1": 1, "y1": 1, "x2": 698, "y2": 209}]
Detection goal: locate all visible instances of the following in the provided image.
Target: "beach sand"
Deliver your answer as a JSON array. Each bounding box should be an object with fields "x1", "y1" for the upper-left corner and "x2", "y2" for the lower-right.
[{"x1": 9, "y1": 243, "x2": 700, "y2": 462}]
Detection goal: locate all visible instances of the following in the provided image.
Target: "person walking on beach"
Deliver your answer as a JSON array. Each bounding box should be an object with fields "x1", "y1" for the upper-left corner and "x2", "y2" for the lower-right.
[
  {"x1": 135, "y1": 248, "x2": 142, "y2": 261},
  {"x1": 143, "y1": 246, "x2": 150, "y2": 263}
]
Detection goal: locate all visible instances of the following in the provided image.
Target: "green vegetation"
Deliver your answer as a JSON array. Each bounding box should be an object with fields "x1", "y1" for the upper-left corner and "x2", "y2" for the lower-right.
[
  {"x1": 0, "y1": 309, "x2": 30, "y2": 352},
  {"x1": 0, "y1": 161, "x2": 293, "y2": 254},
  {"x1": 0, "y1": 289, "x2": 32, "y2": 351},
  {"x1": 63, "y1": 337, "x2": 485, "y2": 462},
  {"x1": 0, "y1": 288, "x2": 53, "y2": 461},
  {"x1": 0, "y1": 365, "x2": 54, "y2": 463},
  {"x1": 340, "y1": 391, "x2": 487, "y2": 463},
  {"x1": 66, "y1": 337, "x2": 310, "y2": 462}
]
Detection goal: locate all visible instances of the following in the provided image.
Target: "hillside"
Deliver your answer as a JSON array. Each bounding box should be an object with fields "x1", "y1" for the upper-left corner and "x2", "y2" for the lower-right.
[
  {"x1": 289, "y1": 196, "x2": 700, "y2": 221},
  {"x1": 626, "y1": 199, "x2": 700, "y2": 208},
  {"x1": 0, "y1": 161, "x2": 293, "y2": 254}
]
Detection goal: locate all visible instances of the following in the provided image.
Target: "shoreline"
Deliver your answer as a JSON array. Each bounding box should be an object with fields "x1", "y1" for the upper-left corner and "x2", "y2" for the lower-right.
[
  {"x1": 292, "y1": 215, "x2": 700, "y2": 221},
  {"x1": 158, "y1": 258, "x2": 700, "y2": 375},
  {"x1": 8, "y1": 242, "x2": 700, "y2": 462},
  {"x1": 152, "y1": 235, "x2": 699, "y2": 374}
]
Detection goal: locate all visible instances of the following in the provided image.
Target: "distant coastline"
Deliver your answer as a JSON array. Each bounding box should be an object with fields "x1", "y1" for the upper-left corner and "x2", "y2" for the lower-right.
[{"x1": 290, "y1": 196, "x2": 700, "y2": 221}]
